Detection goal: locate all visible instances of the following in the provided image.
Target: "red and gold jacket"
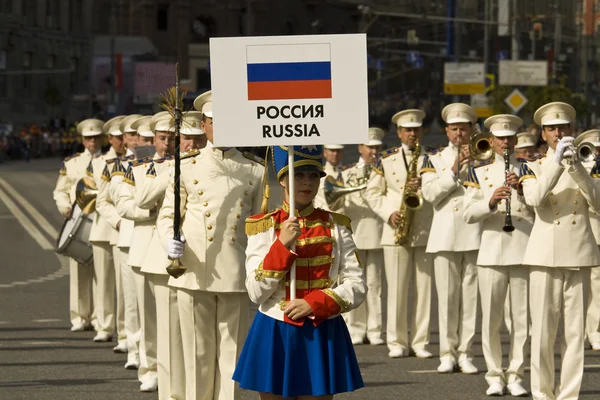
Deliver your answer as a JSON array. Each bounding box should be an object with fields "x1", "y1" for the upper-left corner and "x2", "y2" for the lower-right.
[{"x1": 245, "y1": 202, "x2": 366, "y2": 326}]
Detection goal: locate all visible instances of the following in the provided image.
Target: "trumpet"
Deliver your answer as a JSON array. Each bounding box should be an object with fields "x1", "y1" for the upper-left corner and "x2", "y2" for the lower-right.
[
  {"x1": 324, "y1": 174, "x2": 368, "y2": 208},
  {"x1": 470, "y1": 132, "x2": 494, "y2": 161}
]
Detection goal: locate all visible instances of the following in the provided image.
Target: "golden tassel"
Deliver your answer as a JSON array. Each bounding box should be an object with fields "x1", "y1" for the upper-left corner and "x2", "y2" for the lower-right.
[{"x1": 260, "y1": 146, "x2": 271, "y2": 214}]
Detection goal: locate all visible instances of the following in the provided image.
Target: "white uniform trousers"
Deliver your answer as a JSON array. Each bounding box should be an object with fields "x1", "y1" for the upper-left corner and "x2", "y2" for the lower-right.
[
  {"x1": 177, "y1": 289, "x2": 249, "y2": 400},
  {"x1": 133, "y1": 267, "x2": 157, "y2": 383},
  {"x1": 586, "y1": 266, "x2": 600, "y2": 345},
  {"x1": 119, "y1": 248, "x2": 140, "y2": 361},
  {"x1": 69, "y1": 257, "x2": 93, "y2": 328},
  {"x1": 344, "y1": 248, "x2": 384, "y2": 342},
  {"x1": 478, "y1": 265, "x2": 529, "y2": 386},
  {"x1": 91, "y1": 242, "x2": 115, "y2": 336},
  {"x1": 112, "y1": 246, "x2": 126, "y2": 347},
  {"x1": 150, "y1": 275, "x2": 185, "y2": 400},
  {"x1": 433, "y1": 250, "x2": 478, "y2": 362},
  {"x1": 530, "y1": 266, "x2": 585, "y2": 400},
  {"x1": 383, "y1": 246, "x2": 433, "y2": 352}
]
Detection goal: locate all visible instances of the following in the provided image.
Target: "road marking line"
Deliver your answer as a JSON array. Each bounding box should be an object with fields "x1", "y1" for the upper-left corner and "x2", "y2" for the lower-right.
[
  {"x1": 32, "y1": 319, "x2": 62, "y2": 323},
  {"x1": 0, "y1": 176, "x2": 59, "y2": 238},
  {"x1": 0, "y1": 185, "x2": 53, "y2": 250},
  {"x1": 0, "y1": 321, "x2": 9, "y2": 324},
  {"x1": 0, "y1": 214, "x2": 15, "y2": 220},
  {"x1": 408, "y1": 370, "x2": 440, "y2": 374},
  {"x1": 0, "y1": 254, "x2": 68, "y2": 289}
]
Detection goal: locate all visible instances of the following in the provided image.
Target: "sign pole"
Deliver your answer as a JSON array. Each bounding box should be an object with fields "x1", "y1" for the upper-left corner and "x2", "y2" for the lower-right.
[{"x1": 287, "y1": 146, "x2": 296, "y2": 301}]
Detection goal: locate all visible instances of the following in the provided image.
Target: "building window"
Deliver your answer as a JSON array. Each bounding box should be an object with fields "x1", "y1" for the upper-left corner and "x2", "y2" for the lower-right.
[
  {"x1": 70, "y1": 57, "x2": 79, "y2": 91},
  {"x1": 47, "y1": 54, "x2": 56, "y2": 69},
  {"x1": 157, "y1": 3, "x2": 169, "y2": 31},
  {"x1": 23, "y1": 52, "x2": 32, "y2": 96}
]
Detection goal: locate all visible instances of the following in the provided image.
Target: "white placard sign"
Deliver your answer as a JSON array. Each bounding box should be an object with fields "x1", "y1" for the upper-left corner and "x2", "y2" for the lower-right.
[
  {"x1": 499, "y1": 60, "x2": 548, "y2": 86},
  {"x1": 209, "y1": 34, "x2": 369, "y2": 147}
]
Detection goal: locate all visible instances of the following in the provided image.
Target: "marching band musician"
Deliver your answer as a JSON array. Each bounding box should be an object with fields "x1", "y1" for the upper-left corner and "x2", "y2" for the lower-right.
[
  {"x1": 576, "y1": 130, "x2": 600, "y2": 351},
  {"x1": 314, "y1": 144, "x2": 345, "y2": 210},
  {"x1": 115, "y1": 116, "x2": 159, "y2": 391},
  {"x1": 233, "y1": 145, "x2": 366, "y2": 398},
  {"x1": 157, "y1": 90, "x2": 266, "y2": 400},
  {"x1": 515, "y1": 132, "x2": 537, "y2": 161},
  {"x1": 342, "y1": 128, "x2": 385, "y2": 346},
  {"x1": 86, "y1": 116, "x2": 126, "y2": 345},
  {"x1": 463, "y1": 115, "x2": 533, "y2": 397},
  {"x1": 132, "y1": 111, "x2": 206, "y2": 400},
  {"x1": 520, "y1": 102, "x2": 600, "y2": 400},
  {"x1": 53, "y1": 118, "x2": 104, "y2": 333},
  {"x1": 107, "y1": 114, "x2": 142, "y2": 370},
  {"x1": 366, "y1": 110, "x2": 435, "y2": 359},
  {"x1": 420, "y1": 103, "x2": 482, "y2": 374}
]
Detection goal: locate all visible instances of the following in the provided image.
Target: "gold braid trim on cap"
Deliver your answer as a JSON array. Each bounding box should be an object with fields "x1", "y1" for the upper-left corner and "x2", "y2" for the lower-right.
[
  {"x1": 245, "y1": 211, "x2": 277, "y2": 236},
  {"x1": 330, "y1": 212, "x2": 352, "y2": 233}
]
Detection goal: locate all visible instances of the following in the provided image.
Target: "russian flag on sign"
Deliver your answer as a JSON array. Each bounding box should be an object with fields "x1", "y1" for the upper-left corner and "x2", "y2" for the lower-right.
[{"x1": 246, "y1": 43, "x2": 332, "y2": 101}]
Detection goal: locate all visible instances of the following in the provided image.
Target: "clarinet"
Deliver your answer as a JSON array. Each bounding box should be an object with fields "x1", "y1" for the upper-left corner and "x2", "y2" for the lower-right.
[{"x1": 502, "y1": 148, "x2": 515, "y2": 232}]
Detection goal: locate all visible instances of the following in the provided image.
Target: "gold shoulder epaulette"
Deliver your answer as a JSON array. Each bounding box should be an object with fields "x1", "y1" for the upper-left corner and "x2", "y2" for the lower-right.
[
  {"x1": 64, "y1": 152, "x2": 81, "y2": 162},
  {"x1": 330, "y1": 212, "x2": 353, "y2": 233},
  {"x1": 181, "y1": 149, "x2": 200, "y2": 160},
  {"x1": 242, "y1": 151, "x2": 265, "y2": 166},
  {"x1": 245, "y1": 210, "x2": 278, "y2": 236},
  {"x1": 342, "y1": 163, "x2": 356, "y2": 171},
  {"x1": 131, "y1": 157, "x2": 153, "y2": 167},
  {"x1": 380, "y1": 147, "x2": 399, "y2": 159},
  {"x1": 474, "y1": 158, "x2": 494, "y2": 168}
]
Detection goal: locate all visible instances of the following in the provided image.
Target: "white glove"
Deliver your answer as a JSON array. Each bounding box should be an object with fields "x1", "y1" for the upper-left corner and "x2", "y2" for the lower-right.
[
  {"x1": 554, "y1": 137, "x2": 575, "y2": 164},
  {"x1": 167, "y1": 235, "x2": 186, "y2": 259}
]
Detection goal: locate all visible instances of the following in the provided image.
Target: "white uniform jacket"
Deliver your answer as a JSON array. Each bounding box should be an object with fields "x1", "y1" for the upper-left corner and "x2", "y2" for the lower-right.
[
  {"x1": 95, "y1": 157, "x2": 124, "y2": 242},
  {"x1": 116, "y1": 158, "x2": 156, "y2": 268},
  {"x1": 421, "y1": 146, "x2": 482, "y2": 253},
  {"x1": 53, "y1": 149, "x2": 94, "y2": 216},
  {"x1": 520, "y1": 148, "x2": 600, "y2": 267},
  {"x1": 366, "y1": 146, "x2": 434, "y2": 248},
  {"x1": 135, "y1": 155, "x2": 174, "y2": 275},
  {"x1": 88, "y1": 147, "x2": 119, "y2": 244},
  {"x1": 244, "y1": 206, "x2": 366, "y2": 326},
  {"x1": 157, "y1": 147, "x2": 265, "y2": 292},
  {"x1": 110, "y1": 152, "x2": 136, "y2": 248},
  {"x1": 341, "y1": 159, "x2": 384, "y2": 250},
  {"x1": 463, "y1": 153, "x2": 535, "y2": 266},
  {"x1": 314, "y1": 161, "x2": 344, "y2": 212}
]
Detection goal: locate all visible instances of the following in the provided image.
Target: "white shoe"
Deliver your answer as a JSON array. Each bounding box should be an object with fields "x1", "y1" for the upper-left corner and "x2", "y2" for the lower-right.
[
  {"x1": 458, "y1": 359, "x2": 478, "y2": 374},
  {"x1": 437, "y1": 359, "x2": 456, "y2": 373},
  {"x1": 70, "y1": 322, "x2": 90, "y2": 332},
  {"x1": 486, "y1": 382, "x2": 505, "y2": 396},
  {"x1": 413, "y1": 348, "x2": 433, "y2": 358},
  {"x1": 93, "y1": 332, "x2": 112, "y2": 342},
  {"x1": 507, "y1": 382, "x2": 528, "y2": 397},
  {"x1": 113, "y1": 341, "x2": 128, "y2": 353},
  {"x1": 140, "y1": 378, "x2": 158, "y2": 392},
  {"x1": 124, "y1": 359, "x2": 140, "y2": 370},
  {"x1": 388, "y1": 348, "x2": 409, "y2": 358},
  {"x1": 591, "y1": 341, "x2": 600, "y2": 351},
  {"x1": 368, "y1": 337, "x2": 385, "y2": 346},
  {"x1": 351, "y1": 336, "x2": 364, "y2": 345}
]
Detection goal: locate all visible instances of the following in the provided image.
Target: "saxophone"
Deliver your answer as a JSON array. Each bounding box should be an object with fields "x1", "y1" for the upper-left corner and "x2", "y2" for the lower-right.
[{"x1": 394, "y1": 140, "x2": 424, "y2": 245}]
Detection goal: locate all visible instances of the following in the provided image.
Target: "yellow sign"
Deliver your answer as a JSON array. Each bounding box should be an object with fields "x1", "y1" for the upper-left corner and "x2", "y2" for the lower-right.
[
  {"x1": 474, "y1": 107, "x2": 493, "y2": 118},
  {"x1": 504, "y1": 89, "x2": 528, "y2": 113},
  {"x1": 485, "y1": 74, "x2": 495, "y2": 93},
  {"x1": 444, "y1": 83, "x2": 486, "y2": 95}
]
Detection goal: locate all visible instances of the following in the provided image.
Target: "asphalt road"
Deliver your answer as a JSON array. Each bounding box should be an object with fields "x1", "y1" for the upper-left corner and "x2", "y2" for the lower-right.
[{"x1": 1, "y1": 157, "x2": 600, "y2": 400}]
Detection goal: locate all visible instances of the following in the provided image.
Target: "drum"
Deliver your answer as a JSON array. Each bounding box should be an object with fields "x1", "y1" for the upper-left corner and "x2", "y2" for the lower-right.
[{"x1": 55, "y1": 203, "x2": 94, "y2": 265}]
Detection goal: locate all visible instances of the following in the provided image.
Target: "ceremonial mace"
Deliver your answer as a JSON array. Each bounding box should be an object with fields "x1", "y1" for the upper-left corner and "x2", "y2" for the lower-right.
[{"x1": 166, "y1": 64, "x2": 186, "y2": 278}]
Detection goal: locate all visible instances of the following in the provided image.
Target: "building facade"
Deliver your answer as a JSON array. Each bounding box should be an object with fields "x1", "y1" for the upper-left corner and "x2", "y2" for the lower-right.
[{"x1": 0, "y1": 0, "x2": 95, "y2": 128}]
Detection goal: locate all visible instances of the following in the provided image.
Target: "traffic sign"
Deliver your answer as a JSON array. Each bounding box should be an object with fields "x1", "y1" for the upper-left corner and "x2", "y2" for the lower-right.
[
  {"x1": 471, "y1": 94, "x2": 492, "y2": 118},
  {"x1": 504, "y1": 89, "x2": 528, "y2": 113},
  {"x1": 499, "y1": 60, "x2": 548, "y2": 86},
  {"x1": 485, "y1": 74, "x2": 495, "y2": 93},
  {"x1": 496, "y1": 50, "x2": 508, "y2": 61},
  {"x1": 444, "y1": 62, "x2": 485, "y2": 94}
]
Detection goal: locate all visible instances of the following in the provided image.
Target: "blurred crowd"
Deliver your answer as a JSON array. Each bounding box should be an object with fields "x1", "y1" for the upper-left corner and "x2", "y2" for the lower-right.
[{"x1": 0, "y1": 121, "x2": 84, "y2": 163}]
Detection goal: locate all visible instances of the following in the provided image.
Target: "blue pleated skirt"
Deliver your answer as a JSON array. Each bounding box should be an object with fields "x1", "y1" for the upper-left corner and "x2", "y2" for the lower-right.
[{"x1": 233, "y1": 312, "x2": 364, "y2": 397}]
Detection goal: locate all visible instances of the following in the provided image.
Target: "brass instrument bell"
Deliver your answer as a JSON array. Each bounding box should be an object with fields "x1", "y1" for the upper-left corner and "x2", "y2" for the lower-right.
[
  {"x1": 469, "y1": 132, "x2": 494, "y2": 161},
  {"x1": 75, "y1": 177, "x2": 98, "y2": 214}
]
